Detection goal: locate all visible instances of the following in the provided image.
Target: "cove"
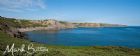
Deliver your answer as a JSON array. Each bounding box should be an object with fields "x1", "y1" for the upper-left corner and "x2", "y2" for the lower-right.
[{"x1": 26, "y1": 26, "x2": 140, "y2": 48}]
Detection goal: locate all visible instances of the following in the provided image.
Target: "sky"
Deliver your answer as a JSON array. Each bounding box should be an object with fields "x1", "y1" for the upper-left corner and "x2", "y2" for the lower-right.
[{"x1": 0, "y1": 0, "x2": 140, "y2": 26}]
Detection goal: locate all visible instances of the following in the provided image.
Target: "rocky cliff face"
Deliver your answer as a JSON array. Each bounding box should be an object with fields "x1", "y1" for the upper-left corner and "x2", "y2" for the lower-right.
[
  {"x1": 0, "y1": 16, "x2": 26, "y2": 38},
  {"x1": 30, "y1": 19, "x2": 76, "y2": 29}
]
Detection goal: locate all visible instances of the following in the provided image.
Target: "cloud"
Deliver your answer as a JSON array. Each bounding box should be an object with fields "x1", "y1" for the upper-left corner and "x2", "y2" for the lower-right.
[{"x1": 0, "y1": 0, "x2": 46, "y2": 12}]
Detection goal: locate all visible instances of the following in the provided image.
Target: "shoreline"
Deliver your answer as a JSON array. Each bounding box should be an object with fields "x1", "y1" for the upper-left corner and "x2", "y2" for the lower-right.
[
  {"x1": 18, "y1": 26, "x2": 128, "y2": 32},
  {"x1": 18, "y1": 27, "x2": 49, "y2": 32},
  {"x1": 18, "y1": 27, "x2": 61, "y2": 32}
]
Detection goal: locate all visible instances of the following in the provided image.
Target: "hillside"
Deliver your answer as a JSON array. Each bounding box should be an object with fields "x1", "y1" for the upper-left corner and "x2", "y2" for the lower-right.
[
  {"x1": 28, "y1": 19, "x2": 126, "y2": 28},
  {"x1": 1, "y1": 16, "x2": 126, "y2": 31}
]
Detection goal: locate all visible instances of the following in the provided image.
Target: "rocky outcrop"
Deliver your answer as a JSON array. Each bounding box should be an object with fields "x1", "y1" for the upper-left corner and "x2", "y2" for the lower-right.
[
  {"x1": 0, "y1": 16, "x2": 26, "y2": 38},
  {"x1": 18, "y1": 27, "x2": 54, "y2": 32},
  {"x1": 30, "y1": 19, "x2": 76, "y2": 29},
  {"x1": 18, "y1": 19, "x2": 77, "y2": 32}
]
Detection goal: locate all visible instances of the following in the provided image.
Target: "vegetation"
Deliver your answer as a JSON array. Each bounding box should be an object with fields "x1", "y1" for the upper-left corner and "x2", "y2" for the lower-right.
[
  {"x1": 18, "y1": 20, "x2": 48, "y2": 27},
  {"x1": 59, "y1": 21, "x2": 68, "y2": 24},
  {"x1": 100, "y1": 23, "x2": 126, "y2": 27},
  {"x1": 0, "y1": 16, "x2": 48, "y2": 28},
  {"x1": 0, "y1": 16, "x2": 21, "y2": 28}
]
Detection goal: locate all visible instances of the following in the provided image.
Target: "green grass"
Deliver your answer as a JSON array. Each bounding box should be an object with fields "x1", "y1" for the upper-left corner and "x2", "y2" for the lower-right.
[
  {"x1": 0, "y1": 17, "x2": 48, "y2": 28},
  {"x1": 0, "y1": 31, "x2": 140, "y2": 56}
]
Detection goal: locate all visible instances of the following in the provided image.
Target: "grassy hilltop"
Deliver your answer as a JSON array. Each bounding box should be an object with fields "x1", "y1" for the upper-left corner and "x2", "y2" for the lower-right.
[{"x1": 0, "y1": 16, "x2": 140, "y2": 56}]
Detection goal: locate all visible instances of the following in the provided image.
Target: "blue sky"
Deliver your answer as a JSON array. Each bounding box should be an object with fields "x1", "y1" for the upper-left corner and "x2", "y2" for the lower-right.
[{"x1": 0, "y1": 0, "x2": 140, "y2": 26}]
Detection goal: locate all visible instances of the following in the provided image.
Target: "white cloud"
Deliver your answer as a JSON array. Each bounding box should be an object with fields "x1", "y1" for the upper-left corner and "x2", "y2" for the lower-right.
[{"x1": 0, "y1": 0, "x2": 46, "y2": 12}]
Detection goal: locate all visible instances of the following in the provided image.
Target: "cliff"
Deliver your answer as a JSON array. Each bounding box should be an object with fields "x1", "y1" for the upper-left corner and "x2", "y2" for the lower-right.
[
  {"x1": 76, "y1": 23, "x2": 126, "y2": 27},
  {"x1": 0, "y1": 16, "x2": 126, "y2": 33},
  {"x1": 29, "y1": 19, "x2": 126, "y2": 28},
  {"x1": 0, "y1": 16, "x2": 26, "y2": 38},
  {"x1": 30, "y1": 19, "x2": 76, "y2": 29}
]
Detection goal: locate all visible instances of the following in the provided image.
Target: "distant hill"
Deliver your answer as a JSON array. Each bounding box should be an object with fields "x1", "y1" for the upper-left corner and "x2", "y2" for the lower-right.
[{"x1": 0, "y1": 16, "x2": 126, "y2": 33}]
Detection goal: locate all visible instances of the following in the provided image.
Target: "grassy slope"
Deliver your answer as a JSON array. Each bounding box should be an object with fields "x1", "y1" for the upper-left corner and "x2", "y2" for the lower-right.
[{"x1": 0, "y1": 31, "x2": 140, "y2": 56}]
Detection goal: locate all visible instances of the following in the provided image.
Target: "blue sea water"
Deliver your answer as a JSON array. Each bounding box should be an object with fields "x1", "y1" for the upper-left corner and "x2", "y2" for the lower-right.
[{"x1": 26, "y1": 26, "x2": 140, "y2": 48}]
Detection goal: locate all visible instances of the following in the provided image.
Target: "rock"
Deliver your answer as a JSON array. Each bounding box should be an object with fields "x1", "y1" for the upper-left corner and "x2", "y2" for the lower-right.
[{"x1": 0, "y1": 17, "x2": 26, "y2": 39}]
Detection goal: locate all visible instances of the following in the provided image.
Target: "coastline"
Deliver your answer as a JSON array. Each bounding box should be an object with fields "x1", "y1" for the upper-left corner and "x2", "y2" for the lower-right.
[
  {"x1": 17, "y1": 26, "x2": 127, "y2": 32},
  {"x1": 18, "y1": 27, "x2": 50, "y2": 32},
  {"x1": 18, "y1": 27, "x2": 76, "y2": 32},
  {"x1": 0, "y1": 16, "x2": 140, "y2": 56}
]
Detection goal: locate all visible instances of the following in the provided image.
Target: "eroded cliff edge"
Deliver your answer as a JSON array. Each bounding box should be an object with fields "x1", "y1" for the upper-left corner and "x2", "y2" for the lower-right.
[{"x1": 0, "y1": 16, "x2": 126, "y2": 38}]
